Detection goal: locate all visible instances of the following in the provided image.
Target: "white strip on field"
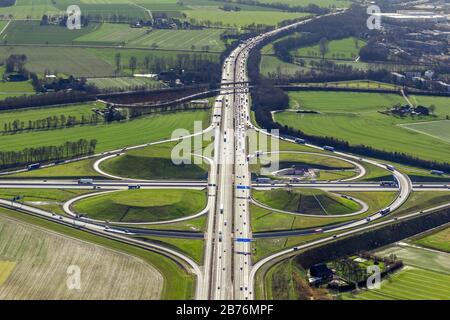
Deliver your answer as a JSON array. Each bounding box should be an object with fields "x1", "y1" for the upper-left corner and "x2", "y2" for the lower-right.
[
  {"x1": 0, "y1": 20, "x2": 11, "y2": 38},
  {"x1": 398, "y1": 120, "x2": 450, "y2": 143}
]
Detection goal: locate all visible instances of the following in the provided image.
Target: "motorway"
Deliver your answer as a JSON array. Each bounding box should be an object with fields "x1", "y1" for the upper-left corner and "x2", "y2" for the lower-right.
[{"x1": 0, "y1": 11, "x2": 449, "y2": 301}]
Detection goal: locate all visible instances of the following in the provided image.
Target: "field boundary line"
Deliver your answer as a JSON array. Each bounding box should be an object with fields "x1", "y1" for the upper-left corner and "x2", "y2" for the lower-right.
[{"x1": 397, "y1": 122, "x2": 450, "y2": 143}]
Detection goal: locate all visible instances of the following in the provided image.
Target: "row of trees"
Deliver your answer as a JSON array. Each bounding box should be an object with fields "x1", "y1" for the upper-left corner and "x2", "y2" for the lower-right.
[
  {"x1": 2, "y1": 114, "x2": 101, "y2": 134},
  {"x1": 0, "y1": 90, "x2": 93, "y2": 111},
  {"x1": 0, "y1": 139, "x2": 97, "y2": 169}
]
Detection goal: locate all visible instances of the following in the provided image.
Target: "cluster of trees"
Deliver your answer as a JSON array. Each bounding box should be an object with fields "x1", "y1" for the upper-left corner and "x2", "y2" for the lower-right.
[
  {"x1": 112, "y1": 53, "x2": 220, "y2": 85},
  {"x1": 0, "y1": 139, "x2": 97, "y2": 169},
  {"x1": 223, "y1": 0, "x2": 330, "y2": 14},
  {"x1": 2, "y1": 114, "x2": 101, "y2": 134},
  {"x1": 33, "y1": 75, "x2": 99, "y2": 94},
  {"x1": 5, "y1": 54, "x2": 27, "y2": 74}
]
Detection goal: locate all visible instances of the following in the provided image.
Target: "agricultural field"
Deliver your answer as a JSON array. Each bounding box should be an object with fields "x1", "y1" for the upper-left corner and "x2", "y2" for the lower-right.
[
  {"x1": 182, "y1": 10, "x2": 310, "y2": 28},
  {"x1": 342, "y1": 266, "x2": 450, "y2": 300},
  {"x1": 87, "y1": 77, "x2": 163, "y2": 90},
  {"x1": 0, "y1": 109, "x2": 211, "y2": 152},
  {"x1": 260, "y1": 55, "x2": 307, "y2": 77},
  {"x1": 251, "y1": 191, "x2": 397, "y2": 232},
  {"x1": 274, "y1": 91, "x2": 450, "y2": 163},
  {"x1": 294, "y1": 37, "x2": 366, "y2": 60},
  {"x1": 73, "y1": 189, "x2": 207, "y2": 223},
  {"x1": 342, "y1": 244, "x2": 450, "y2": 300},
  {"x1": 253, "y1": 188, "x2": 363, "y2": 216},
  {"x1": 0, "y1": 188, "x2": 93, "y2": 214},
  {"x1": 0, "y1": 46, "x2": 219, "y2": 77},
  {"x1": 0, "y1": 212, "x2": 163, "y2": 299},
  {"x1": 0, "y1": 46, "x2": 117, "y2": 77},
  {"x1": 2, "y1": 158, "x2": 104, "y2": 179},
  {"x1": 400, "y1": 120, "x2": 450, "y2": 144},
  {"x1": 2, "y1": 21, "x2": 98, "y2": 45},
  {"x1": 413, "y1": 227, "x2": 450, "y2": 253},
  {"x1": 257, "y1": 0, "x2": 352, "y2": 7},
  {"x1": 100, "y1": 142, "x2": 209, "y2": 180},
  {"x1": 75, "y1": 24, "x2": 226, "y2": 51}
]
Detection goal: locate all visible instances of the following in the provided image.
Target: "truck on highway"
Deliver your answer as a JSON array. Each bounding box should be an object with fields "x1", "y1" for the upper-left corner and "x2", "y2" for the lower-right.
[
  {"x1": 323, "y1": 146, "x2": 335, "y2": 152},
  {"x1": 255, "y1": 177, "x2": 271, "y2": 183},
  {"x1": 386, "y1": 164, "x2": 395, "y2": 171},
  {"x1": 295, "y1": 138, "x2": 306, "y2": 144},
  {"x1": 128, "y1": 184, "x2": 141, "y2": 189},
  {"x1": 27, "y1": 163, "x2": 41, "y2": 170},
  {"x1": 431, "y1": 170, "x2": 444, "y2": 176},
  {"x1": 78, "y1": 179, "x2": 94, "y2": 185},
  {"x1": 220, "y1": 204, "x2": 224, "y2": 214},
  {"x1": 380, "y1": 207, "x2": 391, "y2": 215},
  {"x1": 380, "y1": 181, "x2": 397, "y2": 187}
]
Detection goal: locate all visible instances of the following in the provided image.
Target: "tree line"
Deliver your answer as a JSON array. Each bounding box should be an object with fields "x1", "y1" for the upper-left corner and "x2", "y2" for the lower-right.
[
  {"x1": 2, "y1": 114, "x2": 101, "y2": 134},
  {"x1": 0, "y1": 139, "x2": 98, "y2": 169},
  {"x1": 0, "y1": 90, "x2": 94, "y2": 111}
]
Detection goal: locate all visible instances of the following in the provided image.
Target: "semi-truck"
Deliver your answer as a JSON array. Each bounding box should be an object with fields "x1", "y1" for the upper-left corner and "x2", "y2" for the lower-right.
[
  {"x1": 27, "y1": 163, "x2": 41, "y2": 170},
  {"x1": 323, "y1": 146, "x2": 335, "y2": 152},
  {"x1": 380, "y1": 181, "x2": 397, "y2": 187},
  {"x1": 386, "y1": 164, "x2": 395, "y2": 171},
  {"x1": 255, "y1": 177, "x2": 271, "y2": 183},
  {"x1": 78, "y1": 179, "x2": 94, "y2": 185},
  {"x1": 128, "y1": 184, "x2": 141, "y2": 189}
]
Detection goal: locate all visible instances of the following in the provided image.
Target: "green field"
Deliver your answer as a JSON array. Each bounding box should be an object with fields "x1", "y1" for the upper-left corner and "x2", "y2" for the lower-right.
[
  {"x1": 140, "y1": 236, "x2": 204, "y2": 264},
  {"x1": 73, "y1": 189, "x2": 207, "y2": 222},
  {"x1": 2, "y1": 158, "x2": 104, "y2": 179},
  {"x1": 274, "y1": 91, "x2": 450, "y2": 163},
  {"x1": 0, "y1": 188, "x2": 93, "y2": 214},
  {"x1": 75, "y1": 24, "x2": 225, "y2": 51},
  {"x1": 87, "y1": 76, "x2": 163, "y2": 90},
  {"x1": 100, "y1": 142, "x2": 209, "y2": 180},
  {"x1": 2, "y1": 21, "x2": 98, "y2": 45},
  {"x1": 252, "y1": 188, "x2": 362, "y2": 216},
  {"x1": 343, "y1": 244, "x2": 450, "y2": 300},
  {"x1": 0, "y1": 46, "x2": 219, "y2": 77},
  {"x1": 294, "y1": 37, "x2": 366, "y2": 60},
  {"x1": 258, "y1": 0, "x2": 352, "y2": 7},
  {"x1": 183, "y1": 10, "x2": 309, "y2": 27},
  {"x1": 414, "y1": 227, "x2": 450, "y2": 253},
  {"x1": 342, "y1": 267, "x2": 450, "y2": 300},
  {"x1": 0, "y1": 109, "x2": 211, "y2": 152},
  {"x1": 400, "y1": 120, "x2": 450, "y2": 144},
  {"x1": 128, "y1": 29, "x2": 224, "y2": 51},
  {"x1": 251, "y1": 191, "x2": 397, "y2": 232},
  {"x1": 390, "y1": 191, "x2": 450, "y2": 218}
]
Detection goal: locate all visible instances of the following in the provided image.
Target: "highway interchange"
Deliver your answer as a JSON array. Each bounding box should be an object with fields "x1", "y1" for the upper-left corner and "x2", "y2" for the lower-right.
[{"x1": 0, "y1": 12, "x2": 449, "y2": 301}]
